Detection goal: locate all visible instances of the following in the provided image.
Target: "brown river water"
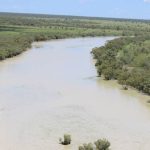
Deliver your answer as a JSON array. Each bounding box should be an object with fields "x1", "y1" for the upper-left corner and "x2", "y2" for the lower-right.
[{"x1": 0, "y1": 37, "x2": 150, "y2": 150}]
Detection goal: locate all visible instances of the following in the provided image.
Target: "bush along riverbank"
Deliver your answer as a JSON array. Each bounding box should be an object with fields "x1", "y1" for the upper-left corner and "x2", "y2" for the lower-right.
[
  {"x1": 0, "y1": 29, "x2": 99, "y2": 61},
  {"x1": 92, "y1": 36, "x2": 150, "y2": 95}
]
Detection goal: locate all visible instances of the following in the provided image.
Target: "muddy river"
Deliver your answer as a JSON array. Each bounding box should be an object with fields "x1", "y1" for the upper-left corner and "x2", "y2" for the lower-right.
[{"x1": 0, "y1": 37, "x2": 150, "y2": 150}]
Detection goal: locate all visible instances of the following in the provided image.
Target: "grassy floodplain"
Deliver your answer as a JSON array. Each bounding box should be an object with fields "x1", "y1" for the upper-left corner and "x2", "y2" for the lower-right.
[{"x1": 0, "y1": 12, "x2": 150, "y2": 94}]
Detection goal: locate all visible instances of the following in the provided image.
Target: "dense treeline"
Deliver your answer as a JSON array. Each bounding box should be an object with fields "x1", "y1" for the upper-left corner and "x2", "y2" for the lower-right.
[{"x1": 92, "y1": 36, "x2": 150, "y2": 94}]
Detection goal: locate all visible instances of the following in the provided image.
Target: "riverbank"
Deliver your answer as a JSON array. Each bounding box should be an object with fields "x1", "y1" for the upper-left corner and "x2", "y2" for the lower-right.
[
  {"x1": 92, "y1": 36, "x2": 150, "y2": 95},
  {"x1": 0, "y1": 29, "x2": 97, "y2": 61}
]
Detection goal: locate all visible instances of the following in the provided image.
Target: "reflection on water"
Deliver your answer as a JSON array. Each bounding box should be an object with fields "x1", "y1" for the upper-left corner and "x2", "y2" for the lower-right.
[{"x1": 0, "y1": 37, "x2": 150, "y2": 150}]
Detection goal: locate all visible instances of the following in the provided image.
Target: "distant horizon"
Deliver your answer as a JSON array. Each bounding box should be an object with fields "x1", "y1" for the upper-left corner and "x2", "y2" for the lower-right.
[
  {"x1": 0, "y1": 0, "x2": 150, "y2": 20},
  {"x1": 1, "y1": 11, "x2": 150, "y2": 21}
]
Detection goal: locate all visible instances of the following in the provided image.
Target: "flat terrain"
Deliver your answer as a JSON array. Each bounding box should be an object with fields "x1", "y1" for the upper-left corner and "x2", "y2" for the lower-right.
[{"x1": 0, "y1": 12, "x2": 150, "y2": 60}]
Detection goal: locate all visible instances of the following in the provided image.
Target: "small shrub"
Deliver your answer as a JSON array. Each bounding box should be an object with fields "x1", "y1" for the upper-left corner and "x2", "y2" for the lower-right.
[
  {"x1": 79, "y1": 143, "x2": 94, "y2": 150},
  {"x1": 78, "y1": 139, "x2": 110, "y2": 150},
  {"x1": 94, "y1": 139, "x2": 110, "y2": 150},
  {"x1": 59, "y1": 134, "x2": 71, "y2": 145}
]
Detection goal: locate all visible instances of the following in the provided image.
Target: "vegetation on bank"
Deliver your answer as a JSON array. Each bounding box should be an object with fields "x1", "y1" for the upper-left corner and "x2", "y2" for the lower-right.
[
  {"x1": 0, "y1": 12, "x2": 150, "y2": 94},
  {"x1": 92, "y1": 36, "x2": 150, "y2": 95},
  {"x1": 1, "y1": 12, "x2": 150, "y2": 61},
  {"x1": 79, "y1": 139, "x2": 110, "y2": 150}
]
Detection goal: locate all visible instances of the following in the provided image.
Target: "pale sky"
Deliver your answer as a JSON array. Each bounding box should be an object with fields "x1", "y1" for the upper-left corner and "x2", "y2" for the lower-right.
[{"x1": 0, "y1": 0, "x2": 150, "y2": 19}]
